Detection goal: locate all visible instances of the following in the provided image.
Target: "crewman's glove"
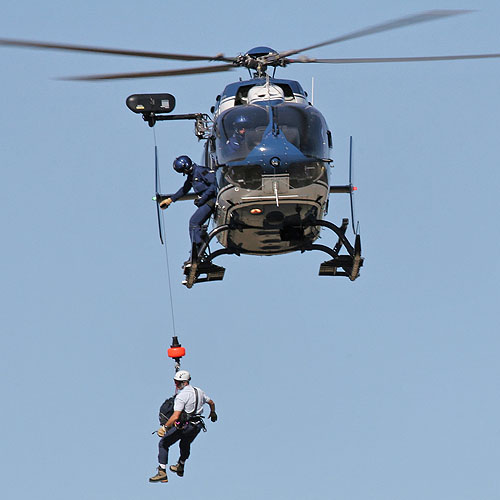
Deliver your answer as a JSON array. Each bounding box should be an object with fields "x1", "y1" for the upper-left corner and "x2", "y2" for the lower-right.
[
  {"x1": 194, "y1": 197, "x2": 204, "y2": 207},
  {"x1": 157, "y1": 425, "x2": 167, "y2": 437},
  {"x1": 209, "y1": 411, "x2": 218, "y2": 422},
  {"x1": 159, "y1": 198, "x2": 173, "y2": 210}
]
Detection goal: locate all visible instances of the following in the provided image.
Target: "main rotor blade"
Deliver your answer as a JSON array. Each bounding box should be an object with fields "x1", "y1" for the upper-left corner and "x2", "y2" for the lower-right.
[
  {"x1": 288, "y1": 53, "x2": 500, "y2": 64},
  {"x1": 278, "y1": 10, "x2": 472, "y2": 59},
  {"x1": 0, "y1": 38, "x2": 235, "y2": 62},
  {"x1": 59, "y1": 63, "x2": 236, "y2": 81}
]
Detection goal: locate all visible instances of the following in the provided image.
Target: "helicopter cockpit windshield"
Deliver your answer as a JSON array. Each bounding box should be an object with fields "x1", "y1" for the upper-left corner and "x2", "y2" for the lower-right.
[
  {"x1": 215, "y1": 103, "x2": 330, "y2": 166},
  {"x1": 273, "y1": 105, "x2": 329, "y2": 158},
  {"x1": 216, "y1": 106, "x2": 269, "y2": 163}
]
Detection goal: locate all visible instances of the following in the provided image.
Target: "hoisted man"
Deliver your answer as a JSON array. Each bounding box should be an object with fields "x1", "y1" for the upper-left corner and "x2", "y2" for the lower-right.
[
  {"x1": 159, "y1": 155, "x2": 217, "y2": 265},
  {"x1": 149, "y1": 370, "x2": 217, "y2": 483}
]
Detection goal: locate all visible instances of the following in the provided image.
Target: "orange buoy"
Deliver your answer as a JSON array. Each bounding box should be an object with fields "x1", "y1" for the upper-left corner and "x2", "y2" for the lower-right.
[
  {"x1": 167, "y1": 336, "x2": 186, "y2": 360},
  {"x1": 167, "y1": 346, "x2": 186, "y2": 358}
]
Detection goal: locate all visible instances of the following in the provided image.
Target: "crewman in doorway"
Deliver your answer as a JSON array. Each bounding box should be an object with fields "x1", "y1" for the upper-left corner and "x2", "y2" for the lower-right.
[{"x1": 160, "y1": 155, "x2": 217, "y2": 264}]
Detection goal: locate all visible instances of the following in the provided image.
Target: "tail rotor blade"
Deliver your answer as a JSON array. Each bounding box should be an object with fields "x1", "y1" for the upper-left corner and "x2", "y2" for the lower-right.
[{"x1": 155, "y1": 145, "x2": 165, "y2": 245}]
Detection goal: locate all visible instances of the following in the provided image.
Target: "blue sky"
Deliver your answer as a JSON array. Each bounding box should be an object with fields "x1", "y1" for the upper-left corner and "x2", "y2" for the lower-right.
[{"x1": 1, "y1": 1, "x2": 499, "y2": 499}]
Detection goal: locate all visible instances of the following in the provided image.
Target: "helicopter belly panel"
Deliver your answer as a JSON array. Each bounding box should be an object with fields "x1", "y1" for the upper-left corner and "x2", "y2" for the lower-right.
[{"x1": 215, "y1": 181, "x2": 328, "y2": 255}]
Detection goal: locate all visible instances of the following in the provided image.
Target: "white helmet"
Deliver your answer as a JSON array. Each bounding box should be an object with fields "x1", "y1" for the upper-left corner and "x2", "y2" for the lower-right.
[{"x1": 174, "y1": 370, "x2": 191, "y2": 382}]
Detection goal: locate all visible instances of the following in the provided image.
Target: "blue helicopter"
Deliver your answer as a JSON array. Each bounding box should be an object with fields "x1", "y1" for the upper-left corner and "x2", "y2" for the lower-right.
[
  {"x1": 3, "y1": 9, "x2": 500, "y2": 287},
  {"x1": 126, "y1": 60, "x2": 361, "y2": 288}
]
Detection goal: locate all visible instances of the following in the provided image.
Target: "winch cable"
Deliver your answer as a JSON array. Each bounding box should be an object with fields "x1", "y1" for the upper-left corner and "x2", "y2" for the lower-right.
[{"x1": 153, "y1": 128, "x2": 177, "y2": 337}]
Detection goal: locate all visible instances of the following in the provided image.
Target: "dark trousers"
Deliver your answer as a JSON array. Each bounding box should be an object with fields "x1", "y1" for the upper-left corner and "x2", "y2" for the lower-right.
[
  {"x1": 158, "y1": 423, "x2": 202, "y2": 465},
  {"x1": 189, "y1": 201, "x2": 215, "y2": 246}
]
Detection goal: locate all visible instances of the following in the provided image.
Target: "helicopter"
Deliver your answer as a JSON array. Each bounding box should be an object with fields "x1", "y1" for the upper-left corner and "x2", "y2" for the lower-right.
[
  {"x1": 2, "y1": 9, "x2": 500, "y2": 288},
  {"x1": 127, "y1": 82, "x2": 362, "y2": 289}
]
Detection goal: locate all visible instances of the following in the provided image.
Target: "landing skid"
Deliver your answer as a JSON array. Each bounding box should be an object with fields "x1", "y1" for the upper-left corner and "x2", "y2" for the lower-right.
[
  {"x1": 182, "y1": 233, "x2": 229, "y2": 289},
  {"x1": 181, "y1": 218, "x2": 363, "y2": 288},
  {"x1": 182, "y1": 258, "x2": 226, "y2": 288},
  {"x1": 309, "y1": 218, "x2": 364, "y2": 281}
]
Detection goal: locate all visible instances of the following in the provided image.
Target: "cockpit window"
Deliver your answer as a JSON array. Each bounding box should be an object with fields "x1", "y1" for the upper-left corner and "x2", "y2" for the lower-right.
[
  {"x1": 216, "y1": 106, "x2": 269, "y2": 163},
  {"x1": 273, "y1": 105, "x2": 329, "y2": 158},
  {"x1": 215, "y1": 103, "x2": 329, "y2": 164}
]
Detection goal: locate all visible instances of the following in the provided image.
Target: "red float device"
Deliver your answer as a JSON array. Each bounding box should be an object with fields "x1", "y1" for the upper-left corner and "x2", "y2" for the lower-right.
[{"x1": 167, "y1": 336, "x2": 185, "y2": 367}]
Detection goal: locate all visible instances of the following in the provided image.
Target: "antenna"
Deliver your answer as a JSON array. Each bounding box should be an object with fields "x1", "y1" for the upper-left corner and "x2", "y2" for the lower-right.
[{"x1": 311, "y1": 77, "x2": 314, "y2": 106}]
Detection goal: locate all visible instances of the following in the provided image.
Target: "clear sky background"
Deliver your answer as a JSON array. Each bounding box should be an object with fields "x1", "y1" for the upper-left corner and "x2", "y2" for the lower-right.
[{"x1": 1, "y1": 1, "x2": 499, "y2": 499}]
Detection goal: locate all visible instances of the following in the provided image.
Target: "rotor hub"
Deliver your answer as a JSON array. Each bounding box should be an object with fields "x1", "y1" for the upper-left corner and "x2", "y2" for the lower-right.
[{"x1": 235, "y1": 47, "x2": 283, "y2": 76}]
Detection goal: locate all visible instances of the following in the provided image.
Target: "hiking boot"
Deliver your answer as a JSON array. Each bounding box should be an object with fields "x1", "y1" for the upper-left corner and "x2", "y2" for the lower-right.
[
  {"x1": 170, "y1": 462, "x2": 184, "y2": 477},
  {"x1": 149, "y1": 466, "x2": 168, "y2": 483}
]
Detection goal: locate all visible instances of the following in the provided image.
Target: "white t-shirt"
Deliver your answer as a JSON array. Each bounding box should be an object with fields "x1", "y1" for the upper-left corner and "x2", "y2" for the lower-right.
[{"x1": 174, "y1": 385, "x2": 210, "y2": 415}]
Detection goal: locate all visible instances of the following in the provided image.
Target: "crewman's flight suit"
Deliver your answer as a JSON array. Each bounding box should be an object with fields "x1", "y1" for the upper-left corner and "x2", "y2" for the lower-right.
[
  {"x1": 170, "y1": 163, "x2": 217, "y2": 251},
  {"x1": 226, "y1": 130, "x2": 246, "y2": 154}
]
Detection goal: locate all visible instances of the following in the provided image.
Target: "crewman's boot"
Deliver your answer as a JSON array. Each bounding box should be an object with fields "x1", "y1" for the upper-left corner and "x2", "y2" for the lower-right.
[
  {"x1": 169, "y1": 461, "x2": 184, "y2": 477},
  {"x1": 192, "y1": 241, "x2": 201, "y2": 261},
  {"x1": 183, "y1": 242, "x2": 202, "y2": 270},
  {"x1": 149, "y1": 466, "x2": 168, "y2": 483}
]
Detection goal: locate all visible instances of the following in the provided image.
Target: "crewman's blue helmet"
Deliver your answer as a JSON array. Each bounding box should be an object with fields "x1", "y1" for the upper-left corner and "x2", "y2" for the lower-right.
[
  {"x1": 173, "y1": 155, "x2": 193, "y2": 174},
  {"x1": 233, "y1": 115, "x2": 248, "y2": 131}
]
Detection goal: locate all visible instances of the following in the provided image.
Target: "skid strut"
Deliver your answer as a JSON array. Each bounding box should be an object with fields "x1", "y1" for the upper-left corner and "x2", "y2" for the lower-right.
[
  {"x1": 313, "y1": 218, "x2": 363, "y2": 280},
  {"x1": 182, "y1": 217, "x2": 363, "y2": 288},
  {"x1": 182, "y1": 225, "x2": 231, "y2": 288}
]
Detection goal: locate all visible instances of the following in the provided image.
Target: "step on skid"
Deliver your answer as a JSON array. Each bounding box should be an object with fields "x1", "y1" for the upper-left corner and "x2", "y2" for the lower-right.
[{"x1": 182, "y1": 258, "x2": 226, "y2": 289}]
